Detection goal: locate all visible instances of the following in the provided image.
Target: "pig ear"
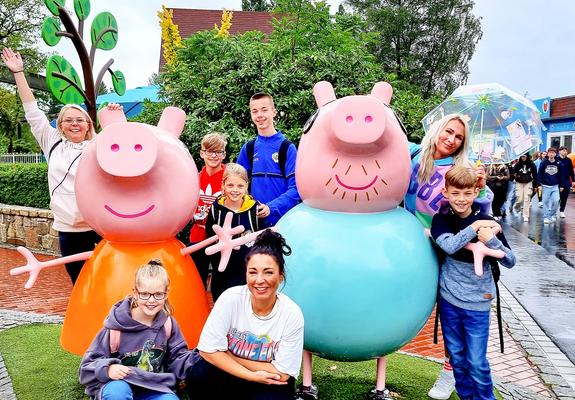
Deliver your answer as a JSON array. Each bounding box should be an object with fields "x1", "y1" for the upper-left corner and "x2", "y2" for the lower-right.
[
  {"x1": 371, "y1": 82, "x2": 393, "y2": 105},
  {"x1": 98, "y1": 107, "x2": 127, "y2": 128},
  {"x1": 157, "y1": 107, "x2": 186, "y2": 138},
  {"x1": 313, "y1": 81, "x2": 336, "y2": 107}
]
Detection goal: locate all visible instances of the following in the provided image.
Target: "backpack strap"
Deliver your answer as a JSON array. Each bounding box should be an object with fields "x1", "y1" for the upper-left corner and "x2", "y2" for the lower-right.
[
  {"x1": 48, "y1": 138, "x2": 63, "y2": 160},
  {"x1": 108, "y1": 317, "x2": 173, "y2": 354},
  {"x1": 410, "y1": 146, "x2": 422, "y2": 160},
  {"x1": 246, "y1": 138, "x2": 256, "y2": 181},
  {"x1": 278, "y1": 138, "x2": 292, "y2": 177},
  {"x1": 109, "y1": 329, "x2": 121, "y2": 354}
]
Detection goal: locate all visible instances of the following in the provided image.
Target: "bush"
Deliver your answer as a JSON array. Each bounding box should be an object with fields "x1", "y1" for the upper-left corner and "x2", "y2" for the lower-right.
[{"x1": 0, "y1": 163, "x2": 50, "y2": 208}]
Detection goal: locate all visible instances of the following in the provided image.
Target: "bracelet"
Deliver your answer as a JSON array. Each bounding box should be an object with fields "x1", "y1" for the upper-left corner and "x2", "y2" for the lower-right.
[{"x1": 12, "y1": 70, "x2": 24, "y2": 74}]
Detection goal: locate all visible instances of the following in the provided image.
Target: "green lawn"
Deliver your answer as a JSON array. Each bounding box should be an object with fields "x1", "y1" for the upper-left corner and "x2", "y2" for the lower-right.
[{"x1": 0, "y1": 324, "x2": 502, "y2": 399}]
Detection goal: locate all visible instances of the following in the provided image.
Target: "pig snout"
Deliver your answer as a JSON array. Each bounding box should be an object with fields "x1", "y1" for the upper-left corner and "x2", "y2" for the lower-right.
[
  {"x1": 330, "y1": 97, "x2": 386, "y2": 145},
  {"x1": 96, "y1": 126, "x2": 158, "y2": 177}
]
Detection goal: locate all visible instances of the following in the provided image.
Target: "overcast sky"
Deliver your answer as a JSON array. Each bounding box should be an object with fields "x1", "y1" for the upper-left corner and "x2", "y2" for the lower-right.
[{"x1": 49, "y1": 0, "x2": 575, "y2": 101}]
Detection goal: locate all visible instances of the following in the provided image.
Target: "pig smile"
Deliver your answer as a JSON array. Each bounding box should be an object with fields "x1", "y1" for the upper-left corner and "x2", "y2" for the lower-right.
[
  {"x1": 335, "y1": 175, "x2": 378, "y2": 190},
  {"x1": 104, "y1": 204, "x2": 155, "y2": 218}
]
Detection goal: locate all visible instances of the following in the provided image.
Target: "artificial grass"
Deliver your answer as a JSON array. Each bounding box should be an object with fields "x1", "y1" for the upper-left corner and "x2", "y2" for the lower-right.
[{"x1": 0, "y1": 324, "x2": 502, "y2": 399}]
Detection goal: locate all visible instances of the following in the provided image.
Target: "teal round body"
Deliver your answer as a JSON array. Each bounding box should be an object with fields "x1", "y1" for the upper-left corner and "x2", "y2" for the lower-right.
[{"x1": 278, "y1": 203, "x2": 438, "y2": 361}]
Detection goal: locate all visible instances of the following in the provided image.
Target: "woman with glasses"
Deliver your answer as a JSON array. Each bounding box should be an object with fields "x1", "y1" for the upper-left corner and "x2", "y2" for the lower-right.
[
  {"x1": 2, "y1": 47, "x2": 102, "y2": 284},
  {"x1": 80, "y1": 259, "x2": 200, "y2": 400}
]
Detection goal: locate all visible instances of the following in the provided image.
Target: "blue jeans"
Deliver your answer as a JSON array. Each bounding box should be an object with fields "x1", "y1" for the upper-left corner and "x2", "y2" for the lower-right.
[
  {"x1": 101, "y1": 380, "x2": 179, "y2": 400},
  {"x1": 542, "y1": 185, "x2": 560, "y2": 218},
  {"x1": 439, "y1": 298, "x2": 495, "y2": 400}
]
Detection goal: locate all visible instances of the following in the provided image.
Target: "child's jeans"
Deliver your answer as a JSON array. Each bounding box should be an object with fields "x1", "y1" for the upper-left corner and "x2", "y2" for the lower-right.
[
  {"x1": 439, "y1": 297, "x2": 495, "y2": 400},
  {"x1": 542, "y1": 185, "x2": 560, "y2": 219},
  {"x1": 101, "y1": 380, "x2": 178, "y2": 400}
]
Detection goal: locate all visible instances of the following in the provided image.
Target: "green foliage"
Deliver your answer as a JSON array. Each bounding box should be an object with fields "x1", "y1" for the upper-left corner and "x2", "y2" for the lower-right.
[
  {"x1": 41, "y1": 16, "x2": 62, "y2": 46},
  {"x1": 90, "y1": 12, "x2": 118, "y2": 51},
  {"x1": 111, "y1": 70, "x2": 126, "y2": 95},
  {"x1": 0, "y1": 163, "x2": 50, "y2": 208},
  {"x1": 345, "y1": 0, "x2": 482, "y2": 98},
  {"x1": 43, "y1": 0, "x2": 65, "y2": 16},
  {"x1": 150, "y1": 0, "x2": 396, "y2": 159},
  {"x1": 46, "y1": 55, "x2": 85, "y2": 104},
  {"x1": 242, "y1": 0, "x2": 275, "y2": 11},
  {"x1": 73, "y1": 0, "x2": 90, "y2": 21}
]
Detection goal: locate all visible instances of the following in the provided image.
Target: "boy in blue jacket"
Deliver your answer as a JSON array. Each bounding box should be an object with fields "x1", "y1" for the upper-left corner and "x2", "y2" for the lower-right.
[
  {"x1": 237, "y1": 93, "x2": 300, "y2": 226},
  {"x1": 538, "y1": 147, "x2": 568, "y2": 223},
  {"x1": 431, "y1": 166, "x2": 516, "y2": 400}
]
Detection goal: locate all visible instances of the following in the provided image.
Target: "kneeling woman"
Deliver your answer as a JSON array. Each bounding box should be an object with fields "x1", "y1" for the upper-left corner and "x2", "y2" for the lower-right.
[{"x1": 187, "y1": 229, "x2": 304, "y2": 400}]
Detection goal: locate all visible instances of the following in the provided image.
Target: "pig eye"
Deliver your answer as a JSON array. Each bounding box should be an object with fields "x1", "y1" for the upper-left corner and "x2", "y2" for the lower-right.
[
  {"x1": 134, "y1": 144, "x2": 143, "y2": 152},
  {"x1": 111, "y1": 144, "x2": 119, "y2": 152},
  {"x1": 303, "y1": 109, "x2": 320, "y2": 134}
]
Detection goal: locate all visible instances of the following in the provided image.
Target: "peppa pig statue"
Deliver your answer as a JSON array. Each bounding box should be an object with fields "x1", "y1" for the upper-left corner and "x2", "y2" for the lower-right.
[
  {"x1": 277, "y1": 81, "x2": 438, "y2": 393},
  {"x1": 10, "y1": 106, "x2": 251, "y2": 355}
]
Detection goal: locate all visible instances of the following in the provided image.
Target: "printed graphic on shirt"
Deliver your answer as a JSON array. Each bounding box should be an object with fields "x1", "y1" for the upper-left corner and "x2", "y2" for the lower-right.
[
  {"x1": 227, "y1": 328, "x2": 280, "y2": 362},
  {"x1": 407, "y1": 163, "x2": 452, "y2": 218},
  {"x1": 194, "y1": 184, "x2": 221, "y2": 222},
  {"x1": 272, "y1": 152, "x2": 279, "y2": 163},
  {"x1": 120, "y1": 340, "x2": 166, "y2": 373},
  {"x1": 545, "y1": 165, "x2": 558, "y2": 176}
]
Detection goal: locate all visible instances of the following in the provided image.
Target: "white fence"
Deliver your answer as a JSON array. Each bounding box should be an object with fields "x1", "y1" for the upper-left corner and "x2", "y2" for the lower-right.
[{"x1": 0, "y1": 153, "x2": 46, "y2": 163}]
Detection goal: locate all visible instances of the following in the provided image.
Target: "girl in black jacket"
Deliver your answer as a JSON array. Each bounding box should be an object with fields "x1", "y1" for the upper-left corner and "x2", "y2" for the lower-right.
[{"x1": 513, "y1": 153, "x2": 538, "y2": 221}]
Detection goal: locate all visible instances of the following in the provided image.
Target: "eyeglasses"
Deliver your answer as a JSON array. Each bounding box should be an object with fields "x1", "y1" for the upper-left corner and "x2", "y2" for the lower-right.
[
  {"x1": 135, "y1": 290, "x2": 166, "y2": 301},
  {"x1": 62, "y1": 118, "x2": 88, "y2": 125},
  {"x1": 201, "y1": 149, "x2": 225, "y2": 157}
]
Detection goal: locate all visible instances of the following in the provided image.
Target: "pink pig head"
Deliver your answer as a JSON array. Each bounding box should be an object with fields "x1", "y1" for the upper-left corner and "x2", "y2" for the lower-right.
[
  {"x1": 296, "y1": 81, "x2": 411, "y2": 213},
  {"x1": 75, "y1": 107, "x2": 199, "y2": 242}
]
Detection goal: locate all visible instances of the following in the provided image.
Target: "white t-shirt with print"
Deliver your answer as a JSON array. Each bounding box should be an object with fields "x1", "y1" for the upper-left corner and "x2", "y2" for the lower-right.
[{"x1": 198, "y1": 285, "x2": 304, "y2": 378}]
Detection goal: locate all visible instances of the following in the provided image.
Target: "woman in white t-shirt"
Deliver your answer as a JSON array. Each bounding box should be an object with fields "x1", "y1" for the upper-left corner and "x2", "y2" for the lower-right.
[{"x1": 187, "y1": 229, "x2": 304, "y2": 400}]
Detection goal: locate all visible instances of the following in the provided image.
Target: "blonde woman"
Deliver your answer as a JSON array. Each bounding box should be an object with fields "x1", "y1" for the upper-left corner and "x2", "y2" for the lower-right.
[
  {"x1": 404, "y1": 113, "x2": 491, "y2": 400},
  {"x1": 1, "y1": 47, "x2": 102, "y2": 284}
]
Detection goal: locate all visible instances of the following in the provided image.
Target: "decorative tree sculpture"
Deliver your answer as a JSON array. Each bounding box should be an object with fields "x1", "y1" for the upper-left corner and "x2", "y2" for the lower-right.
[{"x1": 41, "y1": 0, "x2": 126, "y2": 124}]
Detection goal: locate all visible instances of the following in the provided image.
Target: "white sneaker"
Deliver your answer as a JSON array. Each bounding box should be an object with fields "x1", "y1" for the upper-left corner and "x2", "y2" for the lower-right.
[
  {"x1": 551, "y1": 216, "x2": 557, "y2": 222},
  {"x1": 523, "y1": 216, "x2": 529, "y2": 222},
  {"x1": 544, "y1": 218, "x2": 551, "y2": 224},
  {"x1": 560, "y1": 212, "x2": 566, "y2": 218},
  {"x1": 539, "y1": 202, "x2": 543, "y2": 208},
  {"x1": 428, "y1": 369, "x2": 455, "y2": 400}
]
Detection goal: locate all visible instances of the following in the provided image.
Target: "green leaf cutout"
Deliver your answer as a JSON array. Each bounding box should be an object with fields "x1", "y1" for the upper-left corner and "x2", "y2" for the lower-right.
[
  {"x1": 111, "y1": 70, "x2": 126, "y2": 96},
  {"x1": 74, "y1": 0, "x2": 90, "y2": 21},
  {"x1": 90, "y1": 12, "x2": 118, "y2": 51},
  {"x1": 41, "y1": 17, "x2": 62, "y2": 47},
  {"x1": 44, "y1": 0, "x2": 65, "y2": 16},
  {"x1": 45, "y1": 55, "x2": 85, "y2": 105}
]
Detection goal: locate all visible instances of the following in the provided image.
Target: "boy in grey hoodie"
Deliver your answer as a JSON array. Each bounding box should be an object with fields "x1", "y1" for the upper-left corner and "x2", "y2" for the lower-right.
[
  {"x1": 431, "y1": 166, "x2": 515, "y2": 400},
  {"x1": 79, "y1": 260, "x2": 199, "y2": 399}
]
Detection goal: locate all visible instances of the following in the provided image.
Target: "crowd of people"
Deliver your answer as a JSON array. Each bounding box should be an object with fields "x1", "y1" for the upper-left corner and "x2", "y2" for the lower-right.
[{"x1": 12, "y1": 45, "x2": 575, "y2": 400}]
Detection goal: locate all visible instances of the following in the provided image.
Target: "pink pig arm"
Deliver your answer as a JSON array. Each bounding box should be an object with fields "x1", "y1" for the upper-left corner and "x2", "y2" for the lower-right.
[
  {"x1": 181, "y1": 212, "x2": 271, "y2": 273},
  {"x1": 10, "y1": 247, "x2": 92, "y2": 289}
]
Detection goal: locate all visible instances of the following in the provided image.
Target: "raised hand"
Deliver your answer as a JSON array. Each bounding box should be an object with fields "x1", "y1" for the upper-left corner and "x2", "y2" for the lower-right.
[{"x1": 1, "y1": 48, "x2": 24, "y2": 73}]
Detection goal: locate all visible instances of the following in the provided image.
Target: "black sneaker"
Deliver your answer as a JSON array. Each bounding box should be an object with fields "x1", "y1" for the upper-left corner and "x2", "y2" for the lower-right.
[
  {"x1": 294, "y1": 384, "x2": 318, "y2": 400},
  {"x1": 365, "y1": 387, "x2": 393, "y2": 400}
]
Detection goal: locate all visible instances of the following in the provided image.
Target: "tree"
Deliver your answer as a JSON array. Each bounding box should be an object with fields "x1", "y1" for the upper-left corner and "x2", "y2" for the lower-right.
[
  {"x1": 40, "y1": 0, "x2": 126, "y2": 124},
  {"x1": 0, "y1": 0, "x2": 48, "y2": 73},
  {"x1": 345, "y1": 0, "x2": 482, "y2": 98},
  {"x1": 158, "y1": 5, "x2": 183, "y2": 66},
  {"x1": 242, "y1": 0, "x2": 275, "y2": 11}
]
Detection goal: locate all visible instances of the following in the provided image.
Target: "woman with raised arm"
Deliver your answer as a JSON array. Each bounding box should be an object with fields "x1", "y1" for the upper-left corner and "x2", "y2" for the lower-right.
[{"x1": 2, "y1": 47, "x2": 102, "y2": 284}]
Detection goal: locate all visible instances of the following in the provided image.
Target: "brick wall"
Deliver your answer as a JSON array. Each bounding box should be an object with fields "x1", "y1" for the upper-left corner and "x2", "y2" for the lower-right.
[{"x1": 0, "y1": 205, "x2": 59, "y2": 255}]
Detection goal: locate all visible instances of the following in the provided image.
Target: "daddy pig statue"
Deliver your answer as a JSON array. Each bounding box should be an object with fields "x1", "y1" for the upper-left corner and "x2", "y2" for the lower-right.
[
  {"x1": 278, "y1": 82, "x2": 438, "y2": 363},
  {"x1": 11, "y1": 106, "x2": 211, "y2": 355}
]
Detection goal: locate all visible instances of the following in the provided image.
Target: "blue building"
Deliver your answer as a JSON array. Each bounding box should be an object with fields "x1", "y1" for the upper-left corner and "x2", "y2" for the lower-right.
[{"x1": 533, "y1": 96, "x2": 575, "y2": 152}]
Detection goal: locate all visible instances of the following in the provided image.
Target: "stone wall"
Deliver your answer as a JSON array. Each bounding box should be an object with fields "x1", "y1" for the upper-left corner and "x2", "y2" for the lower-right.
[{"x1": 0, "y1": 204, "x2": 59, "y2": 255}]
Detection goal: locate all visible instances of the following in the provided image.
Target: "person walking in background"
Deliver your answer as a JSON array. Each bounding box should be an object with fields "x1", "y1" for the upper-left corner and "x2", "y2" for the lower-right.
[
  {"x1": 538, "y1": 147, "x2": 567, "y2": 224},
  {"x1": 501, "y1": 161, "x2": 516, "y2": 218},
  {"x1": 237, "y1": 92, "x2": 300, "y2": 226},
  {"x1": 1, "y1": 47, "x2": 101, "y2": 285},
  {"x1": 513, "y1": 154, "x2": 538, "y2": 222},
  {"x1": 486, "y1": 163, "x2": 510, "y2": 220},
  {"x1": 557, "y1": 146, "x2": 575, "y2": 218},
  {"x1": 534, "y1": 151, "x2": 546, "y2": 208}
]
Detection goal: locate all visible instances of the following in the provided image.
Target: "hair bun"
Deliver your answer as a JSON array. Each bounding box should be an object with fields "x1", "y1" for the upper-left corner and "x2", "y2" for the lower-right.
[
  {"x1": 253, "y1": 229, "x2": 291, "y2": 257},
  {"x1": 148, "y1": 259, "x2": 163, "y2": 266}
]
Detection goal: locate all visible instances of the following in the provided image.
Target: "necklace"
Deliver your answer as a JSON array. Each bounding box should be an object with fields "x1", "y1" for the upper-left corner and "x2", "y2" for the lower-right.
[{"x1": 251, "y1": 296, "x2": 279, "y2": 321}]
